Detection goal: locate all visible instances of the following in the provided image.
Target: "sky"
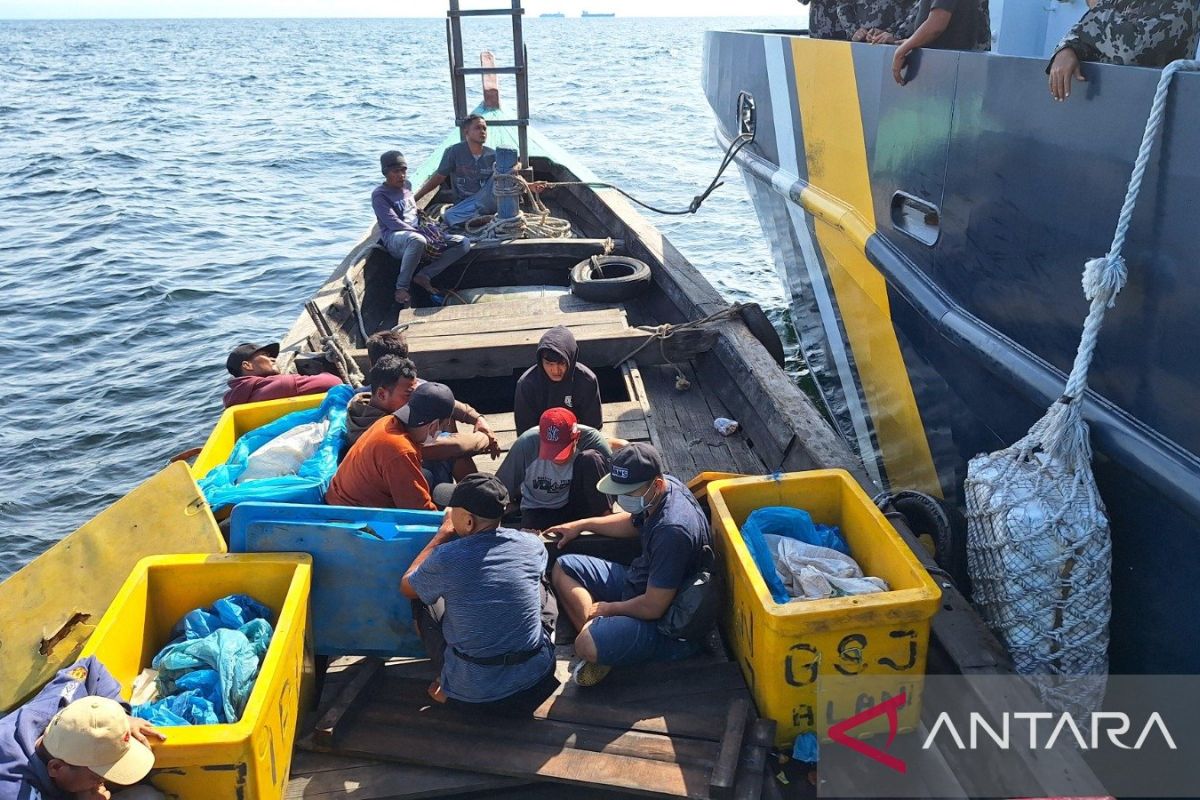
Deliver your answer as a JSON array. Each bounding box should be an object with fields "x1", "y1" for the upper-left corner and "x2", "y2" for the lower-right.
[{"x1": 0, "y1": 0, "x2": 799, "y2": 19}]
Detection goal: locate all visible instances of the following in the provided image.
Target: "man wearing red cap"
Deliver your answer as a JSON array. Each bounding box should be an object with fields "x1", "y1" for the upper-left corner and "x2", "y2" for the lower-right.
[
  {"x1": 495, "y1": 407, "x2": 612, "y2": 530},
  {"x1": 0, "y1": 656, "x2": 166, "y2": 799}
]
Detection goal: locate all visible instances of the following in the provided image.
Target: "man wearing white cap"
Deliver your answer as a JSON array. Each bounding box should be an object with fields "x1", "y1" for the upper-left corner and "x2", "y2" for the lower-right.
[{"x1": 0, "y1": 656, "x2": 165, "y2": 799}]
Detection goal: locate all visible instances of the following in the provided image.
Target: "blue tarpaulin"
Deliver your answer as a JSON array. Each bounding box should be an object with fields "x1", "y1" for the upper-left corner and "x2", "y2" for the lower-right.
[
  {"x1": 133, "y1": 594, "x2": 274, "y2": 726},
  {"x1": 198, "y1": 384, "x2": 354, "y2": 512}
]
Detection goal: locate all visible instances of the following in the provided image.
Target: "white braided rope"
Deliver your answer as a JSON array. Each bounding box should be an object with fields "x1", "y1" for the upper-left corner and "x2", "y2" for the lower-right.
[
  {"x1": 965, "y1": 59, "x2": 1199, "y2": 717},
  {"x1": 466, "y1": 173, "x2": 574, "y2": 241}
]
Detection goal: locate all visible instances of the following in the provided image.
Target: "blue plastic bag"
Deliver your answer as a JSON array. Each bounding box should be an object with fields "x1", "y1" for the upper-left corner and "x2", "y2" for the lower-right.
[
  {"x1": 741, "y1": 507, "x2": 849, "y2": 604},
  {"x1": 199, "y1": 384, "x2": 354, "y2": 512},
  {"x1": 134, "y1": 595, "x2": 275, "y2": 725}
]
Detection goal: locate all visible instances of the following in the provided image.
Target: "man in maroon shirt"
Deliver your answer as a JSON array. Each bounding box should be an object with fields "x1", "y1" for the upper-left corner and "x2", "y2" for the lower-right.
[{"x1": 222, "y1": 342, "x2": 343, "y2": 408}]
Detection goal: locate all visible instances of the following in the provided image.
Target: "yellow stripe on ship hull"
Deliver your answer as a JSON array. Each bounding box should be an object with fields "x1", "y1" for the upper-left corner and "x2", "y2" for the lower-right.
[{"x1": 789, "y1": 38, "x2": 941, "y2": 496}]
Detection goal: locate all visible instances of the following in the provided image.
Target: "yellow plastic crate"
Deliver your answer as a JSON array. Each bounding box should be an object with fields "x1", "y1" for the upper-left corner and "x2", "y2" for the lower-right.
[
  {"x1": 81, "y1": 553, "x2": 314, "y2": 800},
  {"x1": 707, "y1": 470, "x2": 941, "y2": 746},
  {"x1": 191, "y1": 392, "x2": 327, "y2": 480}
]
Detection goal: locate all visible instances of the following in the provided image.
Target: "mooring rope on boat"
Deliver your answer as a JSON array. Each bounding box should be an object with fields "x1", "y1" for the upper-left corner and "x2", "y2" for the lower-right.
[
  {"x1": 963, "y1": 58, "x2": 1200, "y2": 718},
  {"x1": 466, "y1": 173, "x2": 574, "y2": 241},
  {"x1": 538, "y1": 131, "x2": 755, "y2": 216},
  {"x1": 615, "y1": 302, "x2": 748, "y2": 388}
]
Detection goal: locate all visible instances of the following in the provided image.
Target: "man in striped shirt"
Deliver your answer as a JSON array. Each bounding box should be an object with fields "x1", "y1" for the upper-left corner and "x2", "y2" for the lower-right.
[{"x1": 402, "y1": 474, "x2": 558, "y2": 707}]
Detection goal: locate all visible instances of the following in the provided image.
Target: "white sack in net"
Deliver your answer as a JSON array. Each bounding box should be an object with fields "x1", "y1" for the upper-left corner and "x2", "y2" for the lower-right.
[
  {"x1": 965, "y1": 398, "x2": 1112, "y2": 718},
  {"x1": 237, "y1": 420, "x2": 330, "y2": 484},
  {"x1": 764, "y1": 534, "x2": 888, "y2": 601}
]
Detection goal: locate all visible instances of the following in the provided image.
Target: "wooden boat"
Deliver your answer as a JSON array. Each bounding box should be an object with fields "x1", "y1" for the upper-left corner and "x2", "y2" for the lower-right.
[{"x1": 0, "y1": 5, "x2": 1108, "y2": 798}]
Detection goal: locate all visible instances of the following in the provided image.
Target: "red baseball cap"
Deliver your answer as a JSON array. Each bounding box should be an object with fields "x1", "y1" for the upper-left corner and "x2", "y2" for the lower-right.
[{"x1": 539, "y1": 407, "x2": 580, "y2": 464}]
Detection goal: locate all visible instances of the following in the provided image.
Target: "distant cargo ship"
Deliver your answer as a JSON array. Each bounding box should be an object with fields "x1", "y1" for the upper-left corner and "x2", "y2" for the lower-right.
[
  {"x1": 581, "y1": 11, "x2": 615, "y2": 17},
  {"x1": 539, "y1": 12, "x2": 564, "y2": 17}
]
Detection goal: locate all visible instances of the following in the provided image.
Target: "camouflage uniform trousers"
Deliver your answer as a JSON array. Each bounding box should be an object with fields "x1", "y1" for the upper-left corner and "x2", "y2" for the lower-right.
[
  {"x1": 1055, "y1": 0, "x2": 1199, "y2": 67},
  {"x1": 801, "y1": 0, "x2": 918, "y2": 40}
]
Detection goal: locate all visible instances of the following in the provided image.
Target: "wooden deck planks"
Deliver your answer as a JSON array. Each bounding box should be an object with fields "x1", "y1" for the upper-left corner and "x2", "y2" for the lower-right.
[{"x1": 303, "y1": 653, "x2": 757, "y2": 800}]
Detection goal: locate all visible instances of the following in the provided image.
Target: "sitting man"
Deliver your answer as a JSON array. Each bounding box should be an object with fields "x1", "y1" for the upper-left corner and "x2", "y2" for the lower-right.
[
  {"x1": 325, "y1": 368, "x2": 456, "y2": 510},
  {"x1": 549, "y1": 443, "x2": 712, "y2": 687},
  {"x1": 222, "y1": 342, "x2": 342, "y2": 408},
  {"x1": 413, "y1": 114, "x2": 498, "y2": 229},
  {"x1": 0, "y1": 656, "x2": 166, "y2": 800},
  {"x1": 402, "y1": 474, "x2": 558, "y2": 709},
  {"x1": 372, "y1": 150, "x2": 471, "y2": 307},
  {"x1": 514, "y1": 326, "x2": 603, "y2": 435},
  {"x1": 496, "y1": 407, "x2": 612, "y2": 530},
  {"x1": 346, "y1": 354, "x2": 499, "y2": 487},
  {"x1": 1048, "y1": 0, "x2": 1199, "y2": 100}
]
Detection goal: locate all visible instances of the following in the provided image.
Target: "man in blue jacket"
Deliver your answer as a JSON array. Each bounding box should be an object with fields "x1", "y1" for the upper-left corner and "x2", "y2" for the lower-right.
[{"x1": 0, "y1": 656, "x2": 165, "y2": 799}]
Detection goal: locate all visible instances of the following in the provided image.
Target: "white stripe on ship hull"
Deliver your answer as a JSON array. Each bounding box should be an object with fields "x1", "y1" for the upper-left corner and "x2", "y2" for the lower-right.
[{"x1": 764, "y1": 35, "x2": 884, "y2": 488}]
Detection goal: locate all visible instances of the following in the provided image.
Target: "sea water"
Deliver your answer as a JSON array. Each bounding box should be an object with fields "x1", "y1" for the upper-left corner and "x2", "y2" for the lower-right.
[{"x1": 0, "y1": 16, "x2": 801, "y2": 577}]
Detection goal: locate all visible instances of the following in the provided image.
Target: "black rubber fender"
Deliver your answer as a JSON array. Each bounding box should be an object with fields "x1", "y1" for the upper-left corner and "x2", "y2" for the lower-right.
[
  {"x1": 570, "y1": 255, "x2": 652, "y2": 303},
  {"x1": 889, "y1": 489, "x2": 971, "y2": 596},
  {"x1": 738, "y1": 302, "x2": 786, "y2": 368}
]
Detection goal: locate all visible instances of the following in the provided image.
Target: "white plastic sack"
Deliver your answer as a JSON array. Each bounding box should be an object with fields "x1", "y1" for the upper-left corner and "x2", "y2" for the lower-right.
[
  {"x1": 763, "y1": 534, "x2": 888, "y2": 601},
  {"x1": 237, "y1": 420, "x2": 330, "y2": 484}
]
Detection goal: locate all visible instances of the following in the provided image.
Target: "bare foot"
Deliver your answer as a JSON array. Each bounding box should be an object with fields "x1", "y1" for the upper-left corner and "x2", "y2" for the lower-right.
[{"x1": 427, "y1": 679, "x2": 447, "y2": 703}]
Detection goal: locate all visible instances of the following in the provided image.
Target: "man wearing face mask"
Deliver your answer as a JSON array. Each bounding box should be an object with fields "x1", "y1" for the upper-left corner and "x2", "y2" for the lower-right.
[{"x1": 548, "y1": 443, "x2": 712, "y2": 687}]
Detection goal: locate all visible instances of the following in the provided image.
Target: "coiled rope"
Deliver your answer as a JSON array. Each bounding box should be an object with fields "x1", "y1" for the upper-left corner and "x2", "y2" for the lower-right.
[{"x1": 466, "y1": 173, "x2": 574, "y2": 241}]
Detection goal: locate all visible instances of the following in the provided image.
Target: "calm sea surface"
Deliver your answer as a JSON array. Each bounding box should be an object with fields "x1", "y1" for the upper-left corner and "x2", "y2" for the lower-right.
[{"x1": 0, "y1": 16, "x2": 802, "y2": 578}]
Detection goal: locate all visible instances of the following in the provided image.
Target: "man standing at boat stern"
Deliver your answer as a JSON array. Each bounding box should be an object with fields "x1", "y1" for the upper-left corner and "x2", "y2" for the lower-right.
[
  {"x1": 402, "y1": 474, "x2": 558, "y2": 708},
  {"x1": 325, "y1": 367, "x2": 455, "y2": 511},
  {"x1": 549, "y1": 443, "x2": 711, "y2": 687},
  {"x1": 1048, "y1": 0, "x2": 1199, "y2": 100},
  {"x1": 372, "y1": 150, "x2": 470, "y2": 307}
]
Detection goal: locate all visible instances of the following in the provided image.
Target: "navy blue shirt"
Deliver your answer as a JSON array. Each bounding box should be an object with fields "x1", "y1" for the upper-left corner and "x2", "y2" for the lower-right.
[
  {"x1": 0, "y1": 657, "x2": 124, "y2": 800},
  {"x1": 624, "y1": 476, "x2": 711, "y2": 597},
  {"x1": 408, "y1": 526, "x2": 553, "y2": 703}
]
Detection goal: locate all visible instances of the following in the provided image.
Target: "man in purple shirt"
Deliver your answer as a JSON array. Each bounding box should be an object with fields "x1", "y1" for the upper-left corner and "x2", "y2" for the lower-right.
[{"x1": 372, "y1": 150, "x2": 471, "y2": 307}]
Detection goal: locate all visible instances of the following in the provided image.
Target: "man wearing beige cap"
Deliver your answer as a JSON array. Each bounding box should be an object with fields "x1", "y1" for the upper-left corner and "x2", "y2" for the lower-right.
[{"x1": 0, "y1": 656, "x2": 165, "y2": 799}]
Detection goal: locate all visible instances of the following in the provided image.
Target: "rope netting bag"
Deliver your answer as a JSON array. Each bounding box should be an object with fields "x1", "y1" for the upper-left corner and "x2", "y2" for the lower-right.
[{"x1": 965, "y1": 60, "x2": 1199, "y2": 717}]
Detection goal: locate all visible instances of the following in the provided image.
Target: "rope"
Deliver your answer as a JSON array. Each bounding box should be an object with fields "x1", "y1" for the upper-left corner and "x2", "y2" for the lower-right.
[
  {"x1": 467, "y1": 173, "x2": 574, "y2": 242},
  {"x1": 615, "y1": 303, "x2": 746, "y2": 384},
  {"x1": 536, "y1": 132, "x2": 754, "y2": 216},
  {"x1": 1041, "y1": 59, "x2": 1199, "y2": 458}
]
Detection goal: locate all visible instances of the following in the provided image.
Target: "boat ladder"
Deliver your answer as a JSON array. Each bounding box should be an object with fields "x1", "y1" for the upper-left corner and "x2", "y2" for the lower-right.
[{"x1": 445, "y1": 0, "x2": 531, "y2": 168}]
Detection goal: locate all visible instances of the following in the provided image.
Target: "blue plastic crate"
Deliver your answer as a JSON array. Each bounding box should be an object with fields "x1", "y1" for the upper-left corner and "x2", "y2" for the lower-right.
[{"x1": 230, "y1": 502, "x2": 442, "y2": 657}]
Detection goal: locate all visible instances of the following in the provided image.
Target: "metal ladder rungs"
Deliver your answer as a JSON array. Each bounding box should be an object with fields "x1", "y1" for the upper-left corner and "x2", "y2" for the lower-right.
[
  {"x1": 458, "y1": 65, "x2": 524, "y2": 75},
  {"x1": 449, "y1": 8, "x2": 524, "y2": 16}
]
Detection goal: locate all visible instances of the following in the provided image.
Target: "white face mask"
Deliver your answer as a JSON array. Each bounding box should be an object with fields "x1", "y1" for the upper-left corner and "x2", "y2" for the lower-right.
[
  {"x1": 615, "y1": 493, "x2": 644, "y2": 514},
  {"x1": 615, "y1": 482, "x2": 655, "y2": 514}
]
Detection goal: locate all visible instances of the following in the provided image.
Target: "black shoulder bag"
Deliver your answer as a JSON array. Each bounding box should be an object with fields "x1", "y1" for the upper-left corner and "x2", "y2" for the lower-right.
[{"x1": 657, "y1": 544, "x2": 723, "y2": 641}]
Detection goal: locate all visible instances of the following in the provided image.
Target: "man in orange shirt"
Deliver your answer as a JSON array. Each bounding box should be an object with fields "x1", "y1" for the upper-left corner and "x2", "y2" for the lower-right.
[{"x1": 325, "y1": 358, "x2": 455, "y2": 510}]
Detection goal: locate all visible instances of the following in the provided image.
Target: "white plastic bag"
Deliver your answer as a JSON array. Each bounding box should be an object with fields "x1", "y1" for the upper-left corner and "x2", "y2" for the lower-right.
[
  {"x1": 237, "y1": 420, "x2": 330, "y2": 484},
  {"x1": 763, "y1": 534, "x2": 888, "y2": 601}
]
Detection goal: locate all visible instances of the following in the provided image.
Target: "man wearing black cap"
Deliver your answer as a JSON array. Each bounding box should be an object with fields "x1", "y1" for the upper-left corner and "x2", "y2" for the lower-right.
[
  {"x1": 549, "y1": 442, "x2": 711, "y2": 686},
  {"x1": 371, "y1": 149, "x2": 471, "y2": 307},
  {"x1": 325, "y1": 378, "x2": 457, "y2": 510},
  {"x1": 401, "y1": 474, "x2": 558, "y2": 707},
  {"x1": 222, "y1": 341, "x2": 342, "y2": 408}
]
